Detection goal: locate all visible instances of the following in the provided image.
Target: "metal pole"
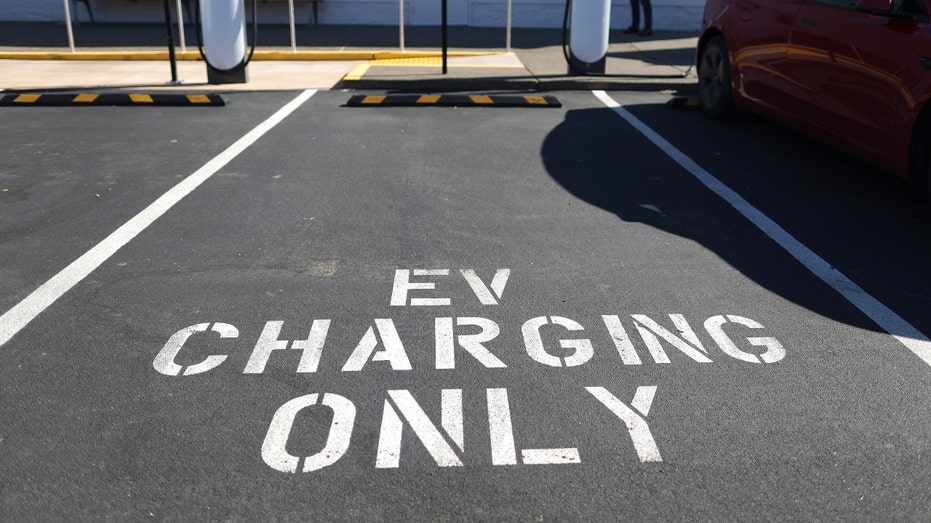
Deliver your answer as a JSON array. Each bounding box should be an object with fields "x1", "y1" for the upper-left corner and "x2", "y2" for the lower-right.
[
  {"x1": 506, "y1": 0, "x2": 512, "y2": 53},
  {"x1": 163, "y1": 0, "x2": 179, "y2": 83},
  {"x1": 62, "y1": 0, "x2": 75, "y2": 53},
  {"x1": 442, "y1": 0, "x2": 447, "y2": 74},
  {"x1": 288, "y1": 0, "x2": 297, "y2": 52},
  {"x1": 399, "y1": 0, "x2": 405, "y2": 52},
  {"x1": 175, "y1": 0, "x2": 186, "y2": 53}
]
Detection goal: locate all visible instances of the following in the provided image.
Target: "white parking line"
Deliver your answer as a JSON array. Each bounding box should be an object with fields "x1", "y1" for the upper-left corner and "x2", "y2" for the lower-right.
[
  {"x1": 593, "y1": 90, "x2": 931, "y2": 367},
  {"x1": 0, "y1": 89, "x2": 317, "y2": 348}
]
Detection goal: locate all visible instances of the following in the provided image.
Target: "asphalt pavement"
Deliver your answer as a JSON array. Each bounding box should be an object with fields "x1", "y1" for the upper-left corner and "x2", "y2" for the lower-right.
[
  {"x1": 2, "y1": 88, "x2": 931, "y2": 520},
  {"x1": 6, "y1": 18, "x2": 931, "y2": 523},
  {"x1": 0, "y1": 22, "x2": 698, "y2": 92}
]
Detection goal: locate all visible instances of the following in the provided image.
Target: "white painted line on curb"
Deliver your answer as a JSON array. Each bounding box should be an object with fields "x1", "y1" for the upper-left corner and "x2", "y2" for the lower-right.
[
  {"x1": 0, "y1": 89, "x2": 318, "y2": 348},
  {"x1": 593, "y1": 89, "x2": 931, "y2": 367}
]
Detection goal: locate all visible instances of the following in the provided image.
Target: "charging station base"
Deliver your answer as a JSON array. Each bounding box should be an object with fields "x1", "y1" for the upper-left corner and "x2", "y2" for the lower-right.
[
  {"x1": 207, "y1": 64, "x2": 248, "y2": 85},
  {"x1": 568, "y1": 54, "x2": 606, "y2": 75}
]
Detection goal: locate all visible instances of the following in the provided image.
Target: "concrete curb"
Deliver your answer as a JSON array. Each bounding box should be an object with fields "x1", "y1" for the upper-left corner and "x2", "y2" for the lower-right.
[{"x1": 339, "y1": 75, "x2": 698, "y2": 93}]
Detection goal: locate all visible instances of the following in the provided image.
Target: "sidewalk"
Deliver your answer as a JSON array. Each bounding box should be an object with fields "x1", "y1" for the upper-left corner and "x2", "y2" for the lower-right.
[{"x1": 0, "y1": 22, "x2": 698, "y2": 93}]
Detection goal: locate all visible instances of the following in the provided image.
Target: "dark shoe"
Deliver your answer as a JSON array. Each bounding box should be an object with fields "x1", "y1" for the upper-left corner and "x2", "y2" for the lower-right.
[
  {"x1": 622, "y1": 27, "x2": 638, "y2": 34},
  {"x1": 638, "y1": 29, "x2": 653, "y2": 36}
]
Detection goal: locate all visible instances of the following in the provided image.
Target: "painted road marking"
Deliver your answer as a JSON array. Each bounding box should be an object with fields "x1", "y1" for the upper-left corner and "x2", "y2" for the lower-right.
[
  {"x1": 13, "y1": 94, "x2": 40, "y2": 103},
  {"x1": 72, "y1": 93, "x2": 99, "y2": 103},
  {"x1": 153, "y1": 312, "x2": 786, "y2": 376},
  {"x1": 0, "y1": 93, "x2": 225, "y2": 106},
  {"x1": 368, "y1": 57, "x2": 519, "y2": 68},
  {"x1": 342, "y1": 62, "x2": 371, "y2": 82},
  {"x1": 592, "y1": 90, "x2": 931, "y2": 367},
  {"x1": 153, "y1": 265, "x2": 788, "y2": 473},
  {"x1": 129, "y1": 93, "x2": 154, "y2": 104},
  {"x1": 187, "y1": 94, "x2": 212, "y2": 104},
  {"x1": 361, "y1": 95, "x2": 387, "y2": 105},
  {"x1": 260, "y1": 386, "x2": 660, "y2": 472},
  {"x1": 346, "y1": 94, "x2": 561, "y2": 108},
  {"x1": 0, "y1": 89, "x2": 317, "y2": 349},
  {"x1": 417, "y1": 94, "x2": 442, "y2": 104}
]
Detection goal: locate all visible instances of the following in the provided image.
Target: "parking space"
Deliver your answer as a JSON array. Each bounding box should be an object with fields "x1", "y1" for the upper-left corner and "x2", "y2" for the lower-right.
[
  {"x1": 0, "y1": 91, "x2": 299, "y2": 312},
  {"x1": 2, "y1": 90, "x2": 930, "y2": 519}
]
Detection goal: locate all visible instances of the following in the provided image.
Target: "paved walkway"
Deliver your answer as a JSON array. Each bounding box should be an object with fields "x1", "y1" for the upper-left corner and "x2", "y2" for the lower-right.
[{"x1": 0, "y1": 22, "x2": 698, "y2": 92}]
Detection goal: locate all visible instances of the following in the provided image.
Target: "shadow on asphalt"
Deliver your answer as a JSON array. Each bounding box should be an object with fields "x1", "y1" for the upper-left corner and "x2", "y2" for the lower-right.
[
  {"x1": 606, "y1": 48, "x2": 695, "y2": 67},
  {"x1": 541, "y1": 106, "x2": 931, "y2": 340}
]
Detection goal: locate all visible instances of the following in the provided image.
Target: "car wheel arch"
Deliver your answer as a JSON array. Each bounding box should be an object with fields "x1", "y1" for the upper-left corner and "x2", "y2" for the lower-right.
[
  {"x1": 697, "y1": 29, "x2": 728, "y2": 78},
  {"x1": 697, "y1": 29, "x2": 724, "y2": 56}
]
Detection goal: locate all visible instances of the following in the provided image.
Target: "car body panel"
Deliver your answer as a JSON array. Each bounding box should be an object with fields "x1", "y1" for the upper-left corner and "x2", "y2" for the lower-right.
[
  {"x1": 729, "y1": 0, "x2": 803, "y2": 107},
  {"x1": 700, "y1": 0, "x2": 931, "y2": 181},
  {"x1": 789, "y1": 1, "x2": 920, "y2": 167}
]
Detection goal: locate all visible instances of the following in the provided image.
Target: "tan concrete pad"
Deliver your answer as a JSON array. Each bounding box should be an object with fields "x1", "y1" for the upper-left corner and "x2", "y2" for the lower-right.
[{"x1": 0, "y1": 59, "x2": 363, "y2": 91}]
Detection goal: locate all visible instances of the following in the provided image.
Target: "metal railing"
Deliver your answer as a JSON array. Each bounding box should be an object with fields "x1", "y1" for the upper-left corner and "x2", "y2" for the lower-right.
[
  {"x1": 397, "y1": 0, "x2": 514, "y2": 53},
  {"x1": 60, "y1": 0, "x2": 300, "y2": 53},
  {"x1": 60, "y1": 0, "x2": 515, "y2": 55}
]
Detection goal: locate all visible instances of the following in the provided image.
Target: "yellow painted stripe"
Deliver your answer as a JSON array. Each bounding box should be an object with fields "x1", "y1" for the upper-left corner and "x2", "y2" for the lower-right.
[
  {"x1": 417, "y1": 94, "x2": 442, "y2": 104},
  {"x1": 186, "y1": 94, "x2": 212, "y2": 104},
  {"x1": 524, "y1": 95, "x2": 548, "y2": 105},
  {"x1": 343, "y1": 62, "x2": 371, "y2": 81},
  {"x1": 13, "y1": 94, "x2": 41, "y2": 103},
  {"x1": 469, "y1": 95, "x2": 494, "y2": 105},
  {"x1": 129, "y1": 94, "x2": 154, "y2": 103},
  {"x1": 72, "y1": 93, "x2": 99, "y2": 103},
  {"x1": 374, "y1": 57, "x2": 442, "y2": 66},
  {"x1": 362, "y1": 95, "x2": 386, "y2": 105},
  {"x1": 371, "y1": 51, "x2": 496, "y2": 60}
]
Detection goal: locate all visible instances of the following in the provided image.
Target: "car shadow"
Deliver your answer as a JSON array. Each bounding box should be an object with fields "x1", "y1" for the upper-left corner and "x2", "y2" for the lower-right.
[{"x1": 541, "y1": 105, "x2": 931, "y2": 339}]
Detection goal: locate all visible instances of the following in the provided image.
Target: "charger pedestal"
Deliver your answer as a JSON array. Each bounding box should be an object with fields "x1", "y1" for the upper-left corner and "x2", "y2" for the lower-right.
[
  {"x1": 567, "y1": 0, "x2": 611, "y2": 74},
  {"x1": 201, "y1": 0, "x2": 249, "y2": 84}
]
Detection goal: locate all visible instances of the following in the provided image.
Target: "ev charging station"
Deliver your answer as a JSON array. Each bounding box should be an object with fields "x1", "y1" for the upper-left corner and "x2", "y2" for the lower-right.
[
  {"x1": 199, "y1": 0, "x2": 250, "y2": 84},
  {"x1": 566, "y1": 0, "x2": 611, "y2": 74}
]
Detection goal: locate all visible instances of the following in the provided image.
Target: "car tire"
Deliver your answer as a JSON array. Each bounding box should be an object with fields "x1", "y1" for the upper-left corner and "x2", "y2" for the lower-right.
[{"x1": 698, "y1": 35, "x2": 735, "y2": 120}]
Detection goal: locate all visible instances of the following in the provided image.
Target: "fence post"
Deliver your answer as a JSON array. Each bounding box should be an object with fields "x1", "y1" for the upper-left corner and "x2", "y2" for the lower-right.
[
  {"x1": 163, "y1": 0, "x2": 179, "y2": 83},
  {"x1": 288, "y1": 0, "x2": 297, "y2": 52},
  {"x1": 175, "y1": 0, "x2": 186, "y2": 52},
  {"x1": 506, "y1": 0, "x2": 512, "y2": 53},
  {"x1": 399, "y1": 0, "x2": 405, "y2": 52},
  {"x1": 62, "y1": 0, "x2": 76, "y2": 53}
]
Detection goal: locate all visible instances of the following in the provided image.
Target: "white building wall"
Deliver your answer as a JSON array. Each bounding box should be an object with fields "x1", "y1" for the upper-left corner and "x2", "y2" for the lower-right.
[
  {"x1": 466, "y1": 0, "x2": 703, "y2": 30},
  {"x1": 0, "y1": 0, "x2": 704, "y2": 30}
]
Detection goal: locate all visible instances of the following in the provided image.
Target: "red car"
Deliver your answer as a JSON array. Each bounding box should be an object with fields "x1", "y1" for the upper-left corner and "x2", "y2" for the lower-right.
[{"x1": 697, "y1": 0, "x2": 931, "y2": 198}]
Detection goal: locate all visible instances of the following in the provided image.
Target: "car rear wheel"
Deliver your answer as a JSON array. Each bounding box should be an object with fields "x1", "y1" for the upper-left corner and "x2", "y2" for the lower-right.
[{"x1": 698, "y1": 35, "x2": 735, "y2": 119}]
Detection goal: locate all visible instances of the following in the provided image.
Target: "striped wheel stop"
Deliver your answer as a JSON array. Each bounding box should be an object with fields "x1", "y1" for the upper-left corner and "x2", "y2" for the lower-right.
[
  {"x1": 346, "y1": 94, "x2": 561, "y2": 108},
  {"x1": 0, "y1": 93, "x2": 225, "y2": 107}
]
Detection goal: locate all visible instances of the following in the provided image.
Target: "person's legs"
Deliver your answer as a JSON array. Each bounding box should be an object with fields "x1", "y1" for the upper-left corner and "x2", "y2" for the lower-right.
[
  {"x1": 626, "y1": 0, "x2": 641, "y2": 31},
  {"x1": 640, "y1": 0, "x2": 652, "y2": 34}
]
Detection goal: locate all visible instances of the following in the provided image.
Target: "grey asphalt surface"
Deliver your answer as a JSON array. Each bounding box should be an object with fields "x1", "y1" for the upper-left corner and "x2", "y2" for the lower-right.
[{"x1": 2, "y1": 89, "x2": 931, "y2": 520}]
